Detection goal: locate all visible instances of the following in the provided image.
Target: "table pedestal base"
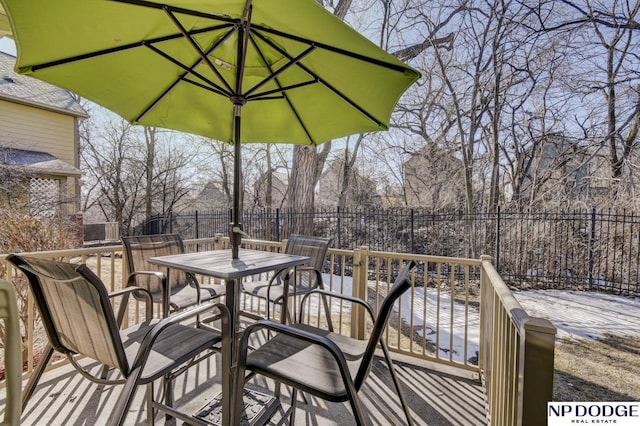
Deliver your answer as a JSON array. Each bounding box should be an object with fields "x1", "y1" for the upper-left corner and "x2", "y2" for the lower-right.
[{"x1": 194, "y1": 388, "x2": 280, "y2": 425}]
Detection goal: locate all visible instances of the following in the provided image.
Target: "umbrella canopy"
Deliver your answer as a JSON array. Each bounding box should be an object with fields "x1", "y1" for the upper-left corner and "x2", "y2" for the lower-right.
[
  {"x1": 0, "y1": 5, "x2": 10, "y2": 37},
  {"x1": 1, "y1": 0, "x2": 420, "y2": 257}
]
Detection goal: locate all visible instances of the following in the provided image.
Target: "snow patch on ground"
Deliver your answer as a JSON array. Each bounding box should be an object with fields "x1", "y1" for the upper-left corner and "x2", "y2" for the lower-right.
[
  {"x1": 512, "y1": 289, "x2": 640, "y2": 340},
  {"x1": 321, "y1": 274, "x2": 640, "y2": 363}
]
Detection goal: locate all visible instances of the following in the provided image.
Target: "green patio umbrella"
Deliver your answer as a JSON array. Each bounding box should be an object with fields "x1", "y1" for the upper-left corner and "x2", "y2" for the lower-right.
[{"x1": 1, "y1": 0, "x2": 420, "y2": 258}]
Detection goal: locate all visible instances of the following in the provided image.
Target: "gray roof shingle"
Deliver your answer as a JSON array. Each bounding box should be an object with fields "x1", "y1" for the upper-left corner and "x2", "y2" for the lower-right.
[{"x1": 0, "y1": 52, "x2": 88, "y2": 117}]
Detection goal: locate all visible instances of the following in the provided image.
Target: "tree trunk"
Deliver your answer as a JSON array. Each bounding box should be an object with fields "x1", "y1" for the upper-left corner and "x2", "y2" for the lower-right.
[
  {"x1": 288, "y1": 143, "x2": 330, "y2": 234},
  {"x1": 144, "y1": 126, "x2": 156, "y2": 220}
]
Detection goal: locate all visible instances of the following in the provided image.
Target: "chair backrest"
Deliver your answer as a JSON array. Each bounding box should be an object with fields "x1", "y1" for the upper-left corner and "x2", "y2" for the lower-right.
[
  {"x1": 0, "y1": 279, "x2": 21, "y2": 426},
  {"x1": 6, "y1": 255, "x2": 129, "y2": 375},
  {"x1": 122, "y1": 234, "x2": 193, "y2": 293},
  {"x1": 355, "y1": 260, "x2": 417, "y2": 389},
  {"x1": 283, "y1": 234, "x2": 331, "y2": 287}
]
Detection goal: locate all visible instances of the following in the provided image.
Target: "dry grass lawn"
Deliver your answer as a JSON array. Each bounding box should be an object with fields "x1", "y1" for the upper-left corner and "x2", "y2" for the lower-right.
[{"x1": 553, "y1": 334, "x2": 640, "y2": 401}]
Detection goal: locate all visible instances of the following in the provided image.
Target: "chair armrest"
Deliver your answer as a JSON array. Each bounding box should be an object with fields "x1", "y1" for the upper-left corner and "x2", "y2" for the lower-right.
[
  {"x1": 266, "y1": 266, "x2": 291, "y2": 286},
  {"x1": 108, "y1": 286, "x2": 153, "y2": 320},
  {"x1": 298, "y1": 289, "x2": 376, "y2": 323},
  {"x1": 126, "y1": 270, "x2": 169, "y2": 316},
  {"x1": 130, "y1": 301, "x2": 231, "y2": 371},
  {"x1": 292, "y1": 267, "x2": 323, "y2": 286},
  {"x1": 126, "y1": 270, "x2": 166, "y2": 287}
]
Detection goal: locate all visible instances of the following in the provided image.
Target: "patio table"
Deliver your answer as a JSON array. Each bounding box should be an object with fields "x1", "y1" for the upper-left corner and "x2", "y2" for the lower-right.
[{"x1": 147, "y1": 248, "x2": 310, "y2": 425}]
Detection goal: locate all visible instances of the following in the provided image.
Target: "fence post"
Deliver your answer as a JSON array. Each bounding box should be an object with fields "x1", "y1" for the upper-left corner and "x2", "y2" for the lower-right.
[
  {"x1": 589, "y1": 207, "x2": 596, "y2": 289},
  {"x1": 195, "y1": 210, "x2": 199, "y2": 240},
  {"x1": 337, "y1": 207, "x2": 342, "y2": 249},
  {"x1": 351, "y1": 246, "x2": 369, "y2": 340},
  {"x1": 518, "y1": 316, "x2": 557, "y2": 426},
  {"x1": 410, "y1": 209, "x2": 415, "y2": 253},
  {"x1": 496, "y1": 206, "x2": 501, "y2": 271},
  {"x1": 275, "y1": 208, "x2": 280, "y2": 241}
]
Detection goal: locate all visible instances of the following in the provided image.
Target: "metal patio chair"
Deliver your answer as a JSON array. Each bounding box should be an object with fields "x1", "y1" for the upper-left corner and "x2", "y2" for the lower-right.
[
  {"x1": 6, "y1": 254, "x2": 230, "y2": 426},
  {"x1": 241, "y1": 234, "x2": 331, "y2": 323},
  {"x1": 122, "y1": 234, "x2": 225, "y2": 318},
  {"x1": 0, "y1": 279, "x2": 21, "y2": 426},
  {"x1": 233, "y1": 260, "x2": 418, "y2": 425}
]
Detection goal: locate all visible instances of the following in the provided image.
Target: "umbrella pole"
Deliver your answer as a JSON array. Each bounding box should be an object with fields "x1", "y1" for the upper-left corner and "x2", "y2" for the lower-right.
[{"x1": 231, "y1": 105, "x2": 242, "y2": 259}]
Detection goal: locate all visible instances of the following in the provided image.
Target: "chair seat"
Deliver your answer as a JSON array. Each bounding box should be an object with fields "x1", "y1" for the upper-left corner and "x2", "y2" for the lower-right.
[
  {"x1": 121, "y1": 319, "x2": 222, "y2": 382},
  {"x1": 148, "y1": 283, "x2": 226, "y2": 312},
  {"x1": 242, "y1": 280, "x2": 315, "y2": 302},
  {"x1": 244, "y1": 323, "x2": 367, "y2": 400}
]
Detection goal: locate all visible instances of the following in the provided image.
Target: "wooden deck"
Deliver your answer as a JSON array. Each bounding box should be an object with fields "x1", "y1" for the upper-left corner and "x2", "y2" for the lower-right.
[{"x1": 1, "y1": 352, "x2": 486, "y2": 425}]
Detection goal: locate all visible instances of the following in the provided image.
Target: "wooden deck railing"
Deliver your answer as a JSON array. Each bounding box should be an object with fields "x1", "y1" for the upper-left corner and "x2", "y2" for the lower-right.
[
  {"x1": 480, "y1": 256, "x2": 557, "y2": 426},
  {"x1": 0, "y1": 237, "x2": 556, "y2": 425}
]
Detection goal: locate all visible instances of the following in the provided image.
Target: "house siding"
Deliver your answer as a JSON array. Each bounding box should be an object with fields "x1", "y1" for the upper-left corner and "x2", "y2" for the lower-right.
[{"x1": 0, "y1": 99, "x2": 77, "y2": 166}]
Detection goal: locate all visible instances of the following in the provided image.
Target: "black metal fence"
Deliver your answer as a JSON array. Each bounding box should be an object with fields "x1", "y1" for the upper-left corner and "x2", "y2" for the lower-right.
[{"x1": 140, "y1": 207, "x2": 640, "y2": 296}]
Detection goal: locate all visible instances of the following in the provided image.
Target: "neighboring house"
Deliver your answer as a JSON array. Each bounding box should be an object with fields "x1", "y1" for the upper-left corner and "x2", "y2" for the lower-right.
[
  {"x1": 374, "y1": 185, "x2": 405, "y2": 208},
  {"x1": 0, "y1": 52, "x2": 87, "y2": 221},
  {"x1": 317, "y1": 155, "x2": 377, "y2": 208},
  {"x1": 194, "y1": 180, "x2": 230, "y2": 210},
  {"x1": 504, "y1": 134, "x2": 610, "y2": 208},
  {"x1": 252, "y1": 171, "x2": 288, "y2": 209},
  {"x1": 403, "y1": 144, "x2": 466, "y2": 209}
]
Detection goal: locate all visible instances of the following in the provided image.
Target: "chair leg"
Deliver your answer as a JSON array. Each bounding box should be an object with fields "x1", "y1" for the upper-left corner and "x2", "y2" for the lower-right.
[
  {"x1": 147, "y1": 382, "x2": 155, "y2": 425},
  {"x1": 346, "y1": 388, "x2": 367, "y2": 426},
  {"x1": 164, "y1": 374, "x2": 174, "y2": 422},
  {"x1": 109, "y1": 367, "x2": 143, "y2": 426},
  {"x1": 318, "y1": 284, "x2": 335, "y2": 332},
  {"x1": 380, "y1": 340, "x2": 414, "y2": 426},
  {"x1": 289, "y1": 388, "x2": 298, "y2": 424},
  {"x1": 232, "y1": 357, "x2": 247, "y2": 424},
  {"x1": 21, "y1": 343, "x2": 53, "y2": 412}
]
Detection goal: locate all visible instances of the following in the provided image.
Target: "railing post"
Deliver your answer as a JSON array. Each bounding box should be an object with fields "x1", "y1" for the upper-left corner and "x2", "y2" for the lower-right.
[
  {"x1": 351, "y1": 246, "x2": 368, "y2": 340},
  {"x1": 214, "y1": 233, "x2": 224, "y2": 250},
  {"x1": 275, "y1": 208, "x2": 280, "y2": 242},
  {"x1": 479, "y1": 255, "x2": 492, "y2": 376},
  {"x1": 518, "y1": 317, "x2": 557, "y2": 426}
]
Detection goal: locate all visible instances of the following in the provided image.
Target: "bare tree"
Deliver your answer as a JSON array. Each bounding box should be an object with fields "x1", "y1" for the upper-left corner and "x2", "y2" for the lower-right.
[
  {"x1": 535, "y1": 0, "x2": 640, "y2": 200},
  {"x1": 80, "y1": 105, "x2": 202, "y2": 234},
  {"x1": 80, "y1": 116, "x2": 145, "y2": 235}
]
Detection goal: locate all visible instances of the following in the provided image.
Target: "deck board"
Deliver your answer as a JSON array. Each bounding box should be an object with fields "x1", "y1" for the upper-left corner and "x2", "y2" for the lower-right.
[{"x1": 1, "y1": 352, "x2": 485, "y2": 425}]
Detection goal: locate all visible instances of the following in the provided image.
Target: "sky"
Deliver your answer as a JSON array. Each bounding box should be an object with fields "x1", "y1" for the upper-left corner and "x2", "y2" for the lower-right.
[{"x1": 0, "y1": 36, "x2": 15, "y2": 55}]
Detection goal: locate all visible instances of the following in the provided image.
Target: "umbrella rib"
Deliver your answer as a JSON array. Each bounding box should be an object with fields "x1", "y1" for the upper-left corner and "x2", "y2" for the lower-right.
[
  {"x1": 182, "y1": 77, "x2": 234, "y2": 97},
  {"x1": 251, "y1": 23, "x2": 416, "y2": 75},
  {"x1": 243, "y1": 45, "x2": 316, "y2": 98},
  {"x1": 253, "y1": 30, "x2": 385, "y2": 128},
  {"x1": 110, "y1": 0, "x2": 237, "y2": 25},
  {"x1": 134, "y1": 45, "x2": 230, "y2": 122},
  {"x1": 246, "y1": 80, "x2": 318, "y2": 100},
  {"x1": 136, "y1": 26, "x2": 237, "y2": 122},
  {"x1": 134, "y1": 78, "x2": 182, "y2": 123},
  {"x1": 144, "y1": 43, "x2": 233, "y2": 97},
  {"x1": 246, "y1": 33, "x2": 316, "y2": 144},
  {"x1": 164, "y1": 6, "x2": 235, "y2": 95},
  {"x1": 25, "y1": 25, "x2": 229, "y2": 73}
]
